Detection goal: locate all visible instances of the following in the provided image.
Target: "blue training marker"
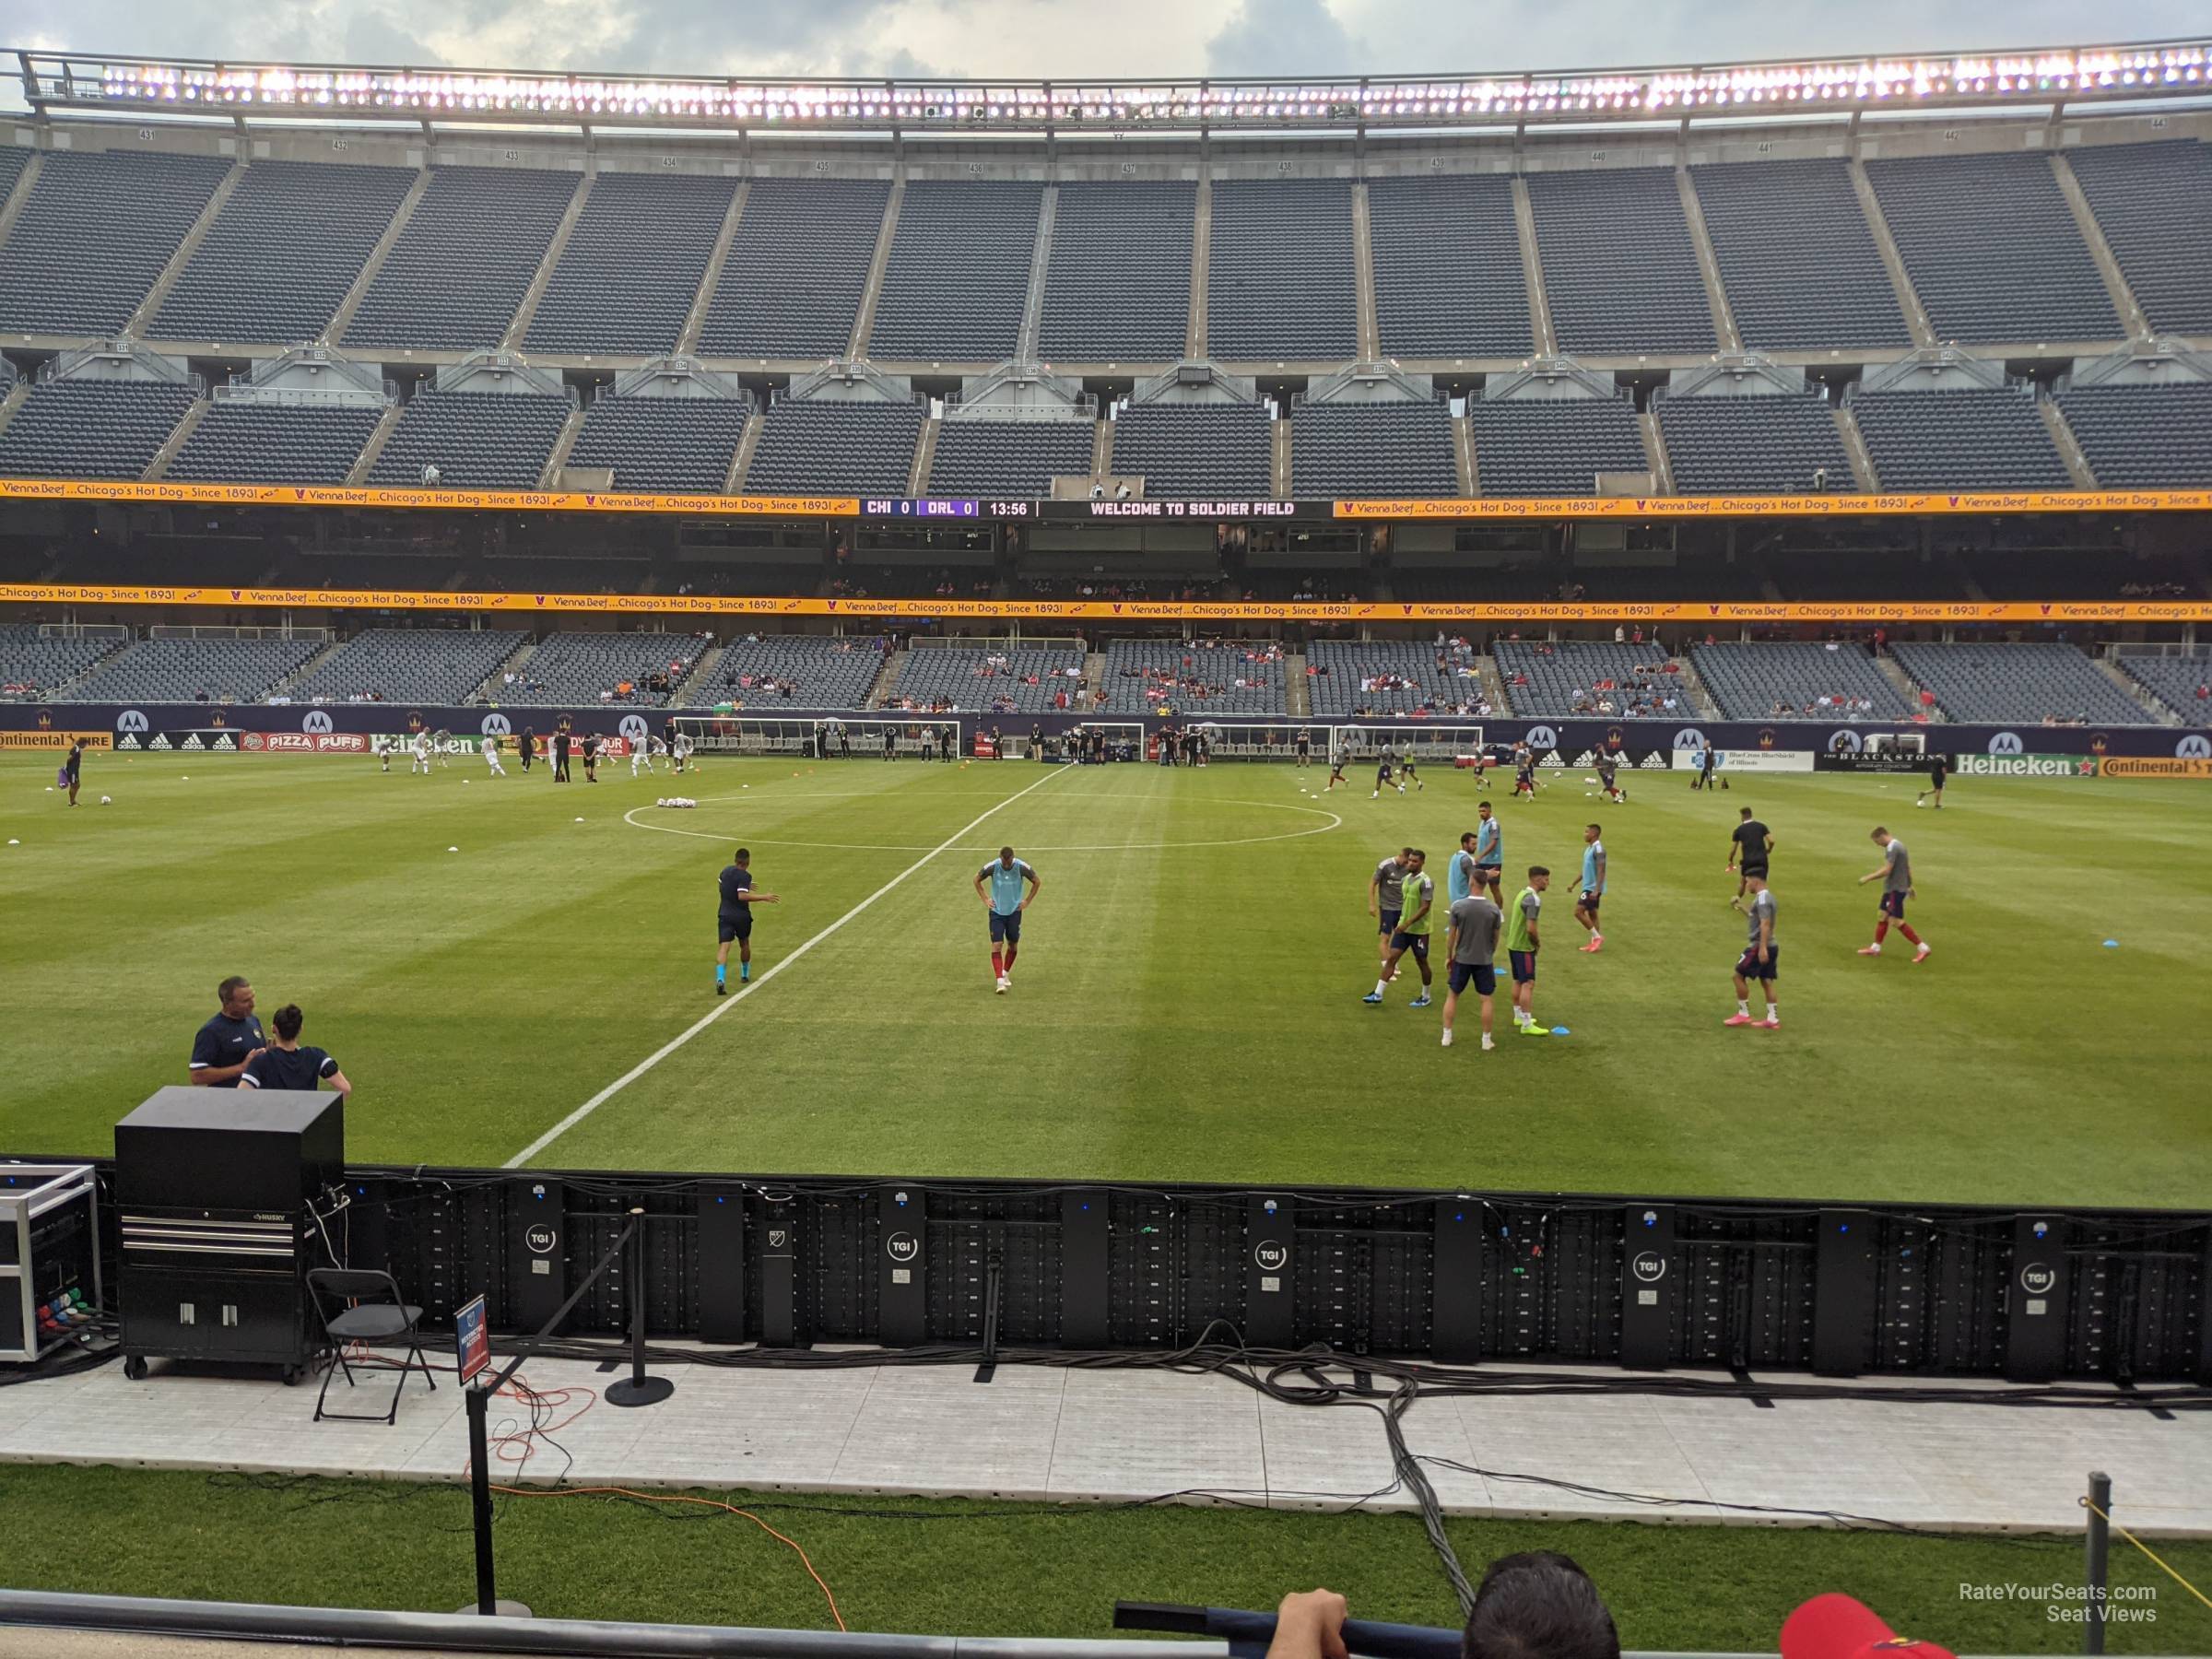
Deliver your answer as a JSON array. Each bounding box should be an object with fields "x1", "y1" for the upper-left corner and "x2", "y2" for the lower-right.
[
  {"x1": 2103, "y1": 939, "x2": 2120, "y2": 948},
  {"x1": 1550, "y1": 1026, "x2": 1571, "y2": 1036}
]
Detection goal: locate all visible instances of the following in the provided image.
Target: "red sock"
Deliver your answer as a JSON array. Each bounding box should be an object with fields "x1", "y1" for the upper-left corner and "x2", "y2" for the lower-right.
[
  {"x1": 991, "y1": 950, "x2": 1004, "y2": 976},
  {"x1": 1874, "y1": 920, "x2": 1890, "y2": 944},
  {"x1": 1004, "y1": 944, "x2": 1018, "y2": 971},
  {"x1": 1898, "y1": 924, "x2": 1923, "y2": 946}
]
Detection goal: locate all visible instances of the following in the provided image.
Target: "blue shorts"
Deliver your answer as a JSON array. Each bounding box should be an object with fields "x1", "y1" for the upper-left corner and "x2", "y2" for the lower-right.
[
  {"x1": 1735, "y1": 944, "x2": 1779, "y2": 982},
  {"x1": 1389, "y1": 931, "x2": 1430, "y2": 959},
  {"x1": 1879, "y1": 891, "x2": 1907, "y2": 920},
  {"x1": 1579, "y1": 892, "x2": 1602, "y2": 913},
  {"x1": 1378, "y1": 908, "x2": 1401, "y2": 936},
  {"x1": 718, "y1": 913, "x2": 751, "y2": 944},
  {"x1": 1509, "y1": 949, "x2": 1538, "y2": 984},
  {"x1": 989, "y1": 909, "x2": 1023, "y2": 943},
  {"x1": 1448, "y1": 961, "x2": 1496, "y2": 996}
]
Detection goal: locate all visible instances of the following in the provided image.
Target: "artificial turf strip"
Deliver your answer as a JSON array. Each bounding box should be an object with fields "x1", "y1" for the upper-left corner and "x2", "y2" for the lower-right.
[
  {"x1": 0, "y1": 1463, "x2": 2206, "y2": 1652},
  {"x1": 3, "y1": 753, "x2": 2208, "y2": 1207}
]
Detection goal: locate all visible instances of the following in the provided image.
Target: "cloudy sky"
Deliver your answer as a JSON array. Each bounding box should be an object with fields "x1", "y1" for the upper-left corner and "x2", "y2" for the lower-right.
[{"x1": 3, "y1": 0, "x2": 2199, "y2": 82}]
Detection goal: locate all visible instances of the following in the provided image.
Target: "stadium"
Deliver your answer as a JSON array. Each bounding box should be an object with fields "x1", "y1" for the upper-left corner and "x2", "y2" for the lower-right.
[{"x1": 0, "y1": 27, "x2": 2209, "y2": 1659}]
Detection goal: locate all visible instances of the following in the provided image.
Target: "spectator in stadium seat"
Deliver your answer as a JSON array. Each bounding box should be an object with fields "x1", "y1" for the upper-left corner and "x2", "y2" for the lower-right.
[{"x1": 1265, "y1": 1553, "x2": 1620, "y2": 1659}]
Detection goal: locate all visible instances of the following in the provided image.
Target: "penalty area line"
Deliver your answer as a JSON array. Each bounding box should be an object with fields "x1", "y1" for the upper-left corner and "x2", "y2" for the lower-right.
[{"x1": 503, "y1": 764, "x2": 1074, "y2": 1168}]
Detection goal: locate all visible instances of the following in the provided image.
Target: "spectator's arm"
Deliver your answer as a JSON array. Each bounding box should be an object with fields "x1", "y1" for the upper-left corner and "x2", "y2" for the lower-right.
[{"x1": 1265, "y1": 1591, "x2": 1350, "y2": 1659}]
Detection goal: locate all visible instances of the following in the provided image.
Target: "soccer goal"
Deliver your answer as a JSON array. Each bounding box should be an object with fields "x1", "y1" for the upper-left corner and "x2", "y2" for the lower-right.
[
  {"x1": 816, "y1": 717, "x2": 963, "y2": 759},
  {"x1": 1329, "y1": 724, "x2": 1487, "y2": 769}
]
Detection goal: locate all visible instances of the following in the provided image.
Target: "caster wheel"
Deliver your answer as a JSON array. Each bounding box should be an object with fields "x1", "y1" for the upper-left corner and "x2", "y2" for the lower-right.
[
  {"x1": 123, "y1": 1355, "x2": 148, "y2": 1381},
  {"x1": 281, "y1": 1366, "x2": 303, "y2": 1387}
]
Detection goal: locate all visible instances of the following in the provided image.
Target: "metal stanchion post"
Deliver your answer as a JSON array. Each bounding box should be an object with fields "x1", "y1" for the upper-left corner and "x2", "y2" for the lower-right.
[
  {"x1": 458, "y1": 1382, "x2": 531, "y2": 1618},
  {"x1": 2084, "y1": 1470, "x2": 2112, "y2": 1656},
  {"x1": 606, "y1": 1208, "x2": 674, "y2": 1408}
]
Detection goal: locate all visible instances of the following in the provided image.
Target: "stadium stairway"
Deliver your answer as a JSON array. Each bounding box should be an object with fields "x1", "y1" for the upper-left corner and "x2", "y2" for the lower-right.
[
  {"x1": 1833, "y1": 405, "x2": 1880, "y2": 490},
  {"x1": 1184, "y1": 177, "x2": 1211, "y2": 358},
  {"x1": 479, "y1": 635, "x2": 539, "y2": 699},
  {"x1": 0, "y1": 377, "x2": 31, "y2": 448},
  {"x1": 1080, "y1": 651, "x2": 1107, "y2": 707},
  {"x1": 0, "y1": 151, "x2": 43, "y2": 247},
  {"x1": 1639, "y1": 410, "x2": 1676, "y2": 493},
  {"x1": 1090, "y1": 416, "x2": 1115, "y2": 479},
  {"x1": 128, "y1": 162, "x2": 244, "y2": 336},
  {"x1": 2049, "y1": 151, "x2": 2154, "y2": 340},
  {"x1": 1673, "y1": 654, "x2": 1724, "y2": 719},
  {"x1": 1674, "y1": 165, "x2": 1742, "y2": 353},
  {"x1": 1270, "y1": 419, "x2": 1291, "y2": 498},
  {"x1": 1454, "y1": 414, "x2": 1477, "y2": 495},
  {"x1": 907, "y1": 416, "x2": 939, "y2": 496},
  {"x1": 502, "y1": 171, "x2": 592, "y2": 347},
  {"x1": 268, "y1": 636, "x2": 348, "y2": 698},
  {"x1": 324, "y1": 169, "x2": 430, "y2": 346},
  {"x1": 1847, "y1": 158, "x2": 1938, "y2": 347},
  {"x1": 846, "y1": 180, "x2": 903, "y2": 359},
  {"x1": 725, "y1": 408, "x2": 764, "y2": 492},
  {"x1": 2037, "y1": 398, "x2": 2099, "y2": 488},
  {"x1": 1872, "y1": 651, "x2": 1931, "y2": 714},
  {"x1": 1351, "y1": 182, "x2": 1381, "y2": 360},
  {"x1": 2095, "y1": 654, "x2": 2182, "y2": 725},
  {"x1": 1016, "y1": 185, "x2": 1057, "y2": 360},
  {"x1": 538, "y1": 405, "x2": 586, "y2": 489},
  {"x1": 865, "y1": 647, "x2": 907, "y2": 708},
  {"x1": 672, "y1": 643, "x2": 725, "y2": 705},
  {"x1": 677, "y1": 181, "x2": 749, "y2": 356},
  {"x1": 1509, "y1": 175, "x2": 1559, "y2": 355},
  {"x1": 344, "y1": 403, "x2": 406, "y2": 488},
  {"x1": 142, "y1": 397, "x2": 210, "y2": 482},
  {"x1": 1286, "y1": 653, "x2": 1311, "y2": 718},
  {"x1": 1474, "y1": 654, "x2": 1510, "y2": 715}
]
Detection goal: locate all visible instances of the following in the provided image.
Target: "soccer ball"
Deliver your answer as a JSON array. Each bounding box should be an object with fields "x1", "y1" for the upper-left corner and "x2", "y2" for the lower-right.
[
  {"x1": 447, "y1": 845, "x2": 459, "y2": 853},
  {"x1": 100, "y1": 795, "x2": 112, "y2": 805}
]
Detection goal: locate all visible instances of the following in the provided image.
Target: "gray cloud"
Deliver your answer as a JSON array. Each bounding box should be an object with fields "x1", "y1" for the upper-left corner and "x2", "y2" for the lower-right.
[{"x1": 1207, "y1": 0, "x2": 1357, "y2": 76}]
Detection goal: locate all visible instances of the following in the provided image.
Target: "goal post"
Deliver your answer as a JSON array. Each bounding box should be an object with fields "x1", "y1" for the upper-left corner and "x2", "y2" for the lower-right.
[
  {"x1": 672, "y1": 714, "x2": 962, "y2": 758},
  {"x1": 1329, "y1": 724, "x2": 1488, "y2": 769}
]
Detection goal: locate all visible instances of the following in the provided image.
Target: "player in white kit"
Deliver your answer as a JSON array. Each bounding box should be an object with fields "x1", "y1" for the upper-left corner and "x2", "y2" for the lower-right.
[
  {"x1": 410, "y1": 732, "x2": 432, "y2": 774},
  {"x1": 481, "y1": 733, "x2": 506, "y2": 776},
  {"x1": 673, "y1": 732, "x2": 695, "y2": 775}
]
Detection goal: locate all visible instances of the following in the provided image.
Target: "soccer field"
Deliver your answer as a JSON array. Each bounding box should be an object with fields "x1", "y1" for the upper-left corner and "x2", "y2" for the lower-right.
[{"x1": 2, "y1": 747, "x2": 2206, "y2": 1208}]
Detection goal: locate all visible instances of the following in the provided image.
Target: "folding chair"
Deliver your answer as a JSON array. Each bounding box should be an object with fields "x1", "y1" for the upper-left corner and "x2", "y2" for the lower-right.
[{"x1": 305, "y1": 1268, "x2": 437, "y2": 1425}]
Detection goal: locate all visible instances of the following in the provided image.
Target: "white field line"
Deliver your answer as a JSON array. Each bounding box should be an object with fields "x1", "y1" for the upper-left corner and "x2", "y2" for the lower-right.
[{"x1": 503, "y1": 765, "x2": 1074, "y2": 1168}]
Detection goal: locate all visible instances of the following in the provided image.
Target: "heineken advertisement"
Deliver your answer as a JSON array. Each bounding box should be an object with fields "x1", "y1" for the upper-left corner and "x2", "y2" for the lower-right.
[{"x1": 1952, "y1": 753, "x2": 2099, "y2": 777}]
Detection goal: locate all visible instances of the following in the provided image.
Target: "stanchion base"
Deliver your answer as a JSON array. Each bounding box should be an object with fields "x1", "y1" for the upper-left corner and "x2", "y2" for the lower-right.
[
  {"x1": 606, "y1": 1375, "x2": 675, "y2": 1408},
  {"x1": 454, "y1": 1600, "x2": 533, "y2": 1618}
]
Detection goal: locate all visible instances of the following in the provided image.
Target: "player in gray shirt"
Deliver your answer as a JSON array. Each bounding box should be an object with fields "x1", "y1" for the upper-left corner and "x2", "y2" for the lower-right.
[
  {"x1": 1856, "y1": 827, "x2": 1928, "y2": 962},
  {"x1": 1441, "y1": 893, "x2": 1503, "y2": 1051},
  {"x1": 1726, "y1": 875, "x2": 1778, "y2": 1028},
  {"x1": 1369, "y1": 849, "x2": 1411, "y2": 981}
]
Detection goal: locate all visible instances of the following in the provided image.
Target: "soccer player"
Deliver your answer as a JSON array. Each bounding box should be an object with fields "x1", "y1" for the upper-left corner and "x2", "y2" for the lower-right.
[
  {"x1": 481, "y1": 732, "x2": 506, "y2": 776},
  {"x1": 975, "y1": 846, "x2": 1041, "y2": 993},
  {"x1": 1726, "y1": 806, "x2": 1772, "y2": 903},
  {"x1": 1512, "y1": 745, "x2": 1538, "y2": 800},
  {"x1": 1472, "y1": 801, "x2": 1504, "y2": 903},
  {"x1": 673, "y1": 730, "x2": 695, "y2": 775},
  {"x1": 431, "y1": 728, "x2": 453, "y2": 769},
  {"x1": 1449, "y1": 830, "x2": 1480, "y2": 912},
  {"x1": 1364, "y1": 849, "x2": 1433, "y2": 1007},
  {"x1": 1296, "y1": 726, "x2": 1313, "y2": 767},
  {"x1": 1367, "y1": 848, "x2": 1411, "y2": 980},
  {"x1": 519, "y1": 728, "x2": 536, "y2": 774},
  {"x1": 716, "y1": 847, "x2": 781, "y2": 994},
  {"x1": 1574, "y1": 824, "x2": 1607, "y2": 952},
  {"x1": 373, "y1": 735, "x2": 394, "y2": 773},
  {"x1": 409, "y1": 730, "x2": 431, "y2": 775},
  {"x1": 1596, "y1": 752, "x2": 1626, "y2": 804},
  {"x1": 1694, "y1": 743, "x2": 1717, "y2": 792},
  {"x1": 62, "y1": 736, "x2": 86, "y2": 806},
  {"x1": 1372, "y1": 746, "x2": 1399, "y2": 799},
  {"x1": 1916, "y1": 752, "x2": 1949, "y2": 810},
  {"x1": 582, "y1": 733, "x2": 601, "y2": 783},
  {"x1": 1725, "y1": 873, "x2": 1779, "y2": 1029},
  {"x1": 1441, "y1": 882, "x2": 1502, "y2": 1051},
  {"x1": 1856, "y1": 827, "x2": 1929, "y2": 962},
  {"x1": 1505, "y1": 866, "x2": 1550, "y2": 1035},
  {"x1": 1397, "y1": 753, "x2": 1425, "y2": 793},
  {"x1": 1326, "y1": 750, "x2": 1349, "y2": 792},
  {"x1": 241, "y1": 1004, "x2": 353, "y2": 1094},
  {"x1": 552, "y1": 729, "x2": 571, "y2": 782},
  {"x1": 630, "y1": 734, "x2": 655, "y2": 778}
]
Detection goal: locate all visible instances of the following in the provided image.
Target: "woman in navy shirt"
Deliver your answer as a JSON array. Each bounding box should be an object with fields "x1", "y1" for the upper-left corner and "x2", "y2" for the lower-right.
[{"x1": 240, "y1": 1005, "x2": 352, "y2": 1096}]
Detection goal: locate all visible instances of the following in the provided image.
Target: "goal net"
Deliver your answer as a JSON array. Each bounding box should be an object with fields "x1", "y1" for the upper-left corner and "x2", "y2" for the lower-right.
[{"x1": 1329, "y1": 724, "x2": 1488, "y2": 769}]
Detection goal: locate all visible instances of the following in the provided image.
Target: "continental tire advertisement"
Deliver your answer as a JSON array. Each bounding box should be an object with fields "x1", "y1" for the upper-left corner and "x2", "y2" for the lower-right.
[
  {"x1": 0, "y1": 730, "x2": 112, "y2": 749},
  {"x1": 2095, "y1": 756, "x2": 2212, "y2": 779}
]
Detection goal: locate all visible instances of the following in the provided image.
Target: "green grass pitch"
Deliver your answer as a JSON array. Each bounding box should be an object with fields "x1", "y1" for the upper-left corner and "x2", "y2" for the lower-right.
[{"x1": 3, "y1": 747, "x2": 2206, "y2": 1207}]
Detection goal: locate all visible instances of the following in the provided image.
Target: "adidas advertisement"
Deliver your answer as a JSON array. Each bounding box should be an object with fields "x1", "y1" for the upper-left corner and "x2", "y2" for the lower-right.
[
  {"x1": 148, "y1": 735, "x2": 171, "y2": 750},
  {"x1": 180, "y1": 735, "x2": 206, "y2": 751}
]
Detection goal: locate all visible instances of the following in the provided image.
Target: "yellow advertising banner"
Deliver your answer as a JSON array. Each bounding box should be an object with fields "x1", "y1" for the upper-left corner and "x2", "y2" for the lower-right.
[
  {"x1": 5, "y1": 584, "x2": 2211, "y2": 623},
  {"x1": 2094, "y1": 757, "x2": 2212, "y2": 779},
  {"x1": 0, "y1": 730, "x2": 115, "y2": 749},
  {"x1": 1334, "y1": 489, "x2": 2212, "y2": 519},
  {"x1": 0, "y1": 477, "x2": 859, "y2": 517}
]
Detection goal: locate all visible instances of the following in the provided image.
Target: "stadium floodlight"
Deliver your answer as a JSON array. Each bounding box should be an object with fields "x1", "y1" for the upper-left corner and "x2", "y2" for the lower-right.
[{"x1": 23, "y1": 39, "x2": 2212, "y2": 134}]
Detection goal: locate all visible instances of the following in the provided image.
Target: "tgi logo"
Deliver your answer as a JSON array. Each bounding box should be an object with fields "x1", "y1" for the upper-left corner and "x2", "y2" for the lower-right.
[
  {"x1": 1630, "y1": 1250, "x2": 1668, "y2": 1285},
  {"x1": 1672, "y1": 728, "x2": 1706, "y2": 752},
  {"x1": 480, "y1": 712, "x2": 512, "y2": 737},
  {"x1": 884, "y1": 1231, "x2": 919, "y2": 1266},
  {"x1": 1828, "y1": 728, "x2": 1864, "y2": 755},
  {"x1": 1253, "y1": 1239, "x2": 1289, "y2": 1274},
  {"x1": 2018, "y1": 1261, "x2": 2057, "y2": 1297},
  {"x1": 524, "y1": 1223, "x2": 558, "y2": 1255},
  {"x1": 116, "y1": 710, "x2": 149, "y2": 734},
  {"x1": 301, "y1": 710, "x2": 335, "y2": 735},
  {"x1": 1524, "y1": 724, "x2": 1558, "y2": 751},
  {"x1": 2178, "y1": 734, "x2": 2212, "y2": 760},
  {"x1": 618, "y1": 713, "x2": 650, "y2": 744},
  {"x1": 1988, "y1": 731, "x2": 2025, "y2": 756}
]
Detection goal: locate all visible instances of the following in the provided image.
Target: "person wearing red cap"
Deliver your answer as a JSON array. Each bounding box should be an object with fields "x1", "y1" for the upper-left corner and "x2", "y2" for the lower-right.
[{"x1": 1782, "y1": 1594, "x2": 1956, "y2": 1659}]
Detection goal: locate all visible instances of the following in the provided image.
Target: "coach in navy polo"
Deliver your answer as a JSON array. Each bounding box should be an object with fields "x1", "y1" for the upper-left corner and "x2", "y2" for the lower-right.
[{"x1": 188, "y1": 975, "x2": 266, "y2": 1088}]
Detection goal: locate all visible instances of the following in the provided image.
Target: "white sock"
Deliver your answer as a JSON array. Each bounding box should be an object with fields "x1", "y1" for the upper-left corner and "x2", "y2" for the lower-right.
[
  {"x1": 1737, "y1": 1000, "x2": 1750, "y2": 1017},
  {"x1": 1372, "y1": 980, "x2": 1387, "y2": 997},
  {"x1": 1767, "y1": 1003, "x2": 1778, "y2": 1020},
  {"x1": 1441, "y1": 1029, "x2": 1453, "y2": 1046},
  {"x1": 1481, "y1": 1034, "x2": 1494, "y2": 1050}
]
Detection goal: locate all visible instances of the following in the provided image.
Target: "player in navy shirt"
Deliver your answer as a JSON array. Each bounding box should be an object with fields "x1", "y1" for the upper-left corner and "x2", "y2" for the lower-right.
[
  {"x1": 63, "y1": 737, "x2": 87, "y2": 806},
  {"x1": 241, "y1": 1004, "x2": 352, "y2": 1095},
  {"x1": 716, "y1": 848, "x2": 781, "y2": 994},
  {"x1": 189, "y1": 975, "x2": 265, "y2": 1088}
]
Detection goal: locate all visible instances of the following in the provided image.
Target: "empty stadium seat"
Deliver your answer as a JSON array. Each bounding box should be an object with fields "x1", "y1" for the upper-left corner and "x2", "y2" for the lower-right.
[
  {"x1": 367, "y1": 390, "x2": 571, "y2": 489},
  {"x1": 1466, "y1": 396, "x2": 1644, "y2": 497},
  {"x1": 1207, "y1": 179, "x2": 1359, "y2": 360},
  {"x1": 1655, "y1": 394, "x2": 1853, "y2": 493},
  {"x1": 0, "y1": 381, "x2": 197, "y2": 480},
  {"x1": 526, "y1": 171, "x2": 736, "y2": 356},
  {"x1": 1691, "y1": 159, "x2": 1912, "y2": 350},
  {"x1": 1367, "y1": 173, "x2": 1531, "y2": 359},
  {"x1": 1492, "y1": 641, "x2": 1691, "y2": 717},
  {"x1": 1306, "y1": 640, "x2": 1484, "y2": 717},
  {"x1": 2063, "y1": 141, "x2": 2212, "y2": 337},
  {"x1": 694, "y1": 635, "x2": 884, "y2": 709},
  {"x1": 1109, "y1": 404, "x2": 1273, "y2": 500},
  {"x1": 507, "y1": 631, "x2": 710, "y2": 707},
  {"x1": 927, "y1": 420, "x2": 1095, "y2": 497},
  {"x1": 70, "y1": 636, "x2": 322, "y2": 704},
  {"x1": 1525, "y1": 168, "x2": 1715, "y2": 355},
  {"x1": 1690, "y1": 641, "x2": 1913, "y2": 720},
  {"x1": 2116, "y1": 653, "x2": 2212, "y2": 720},
  {"x1": 744, "y1": 401, "x2": 922, "y2": 495},
  {"x1": 1040, "y1": 182, "x2": 1194, "y2": 361},
  {"x1": 567, "y1": 396, "x2": 751, "y2": 493},
  {"x1": 0, "y1": 150, "x2": 231, "y2": 336},
  {"x1": 1291, "y1": 402, "x2": 1457, "y2": 498},
  {"x1": 2052, "y1": 382, "x2": 2212, "y2": 488},
  {"x1": 1848, "y1": 387, "x2": 2070, "y2": 489},
  {"x1": 1865, "y1": 153, "x2": 2120, "y2": 343},
  {"x1": 0, "y1": 624, "x2": 125, "y2": 699},
  {"x1": 344, "y1": 167, "x2": 579, "y2": 350},
  {"x1": 1098, "y1": 639, "x2": 1287, "y2": 715},
  {"x1": 697, "y1": 178, "x2": 888, "y2": 359},
  {"x1": 290, "y1": 628, "x2": 524, "y2": 704},
  {"x1": 890, "y1": 645, "x2": 1084, "y2": 713},
  {"x1": 1888, "y1": 641, "x2": 2149, "y2": 724},
  {"x1": 868, "y1": 181, "x2": 1041, "y2": 360},
  {"x1": 167, "y1": 402, "x2": 382, "y2": 485},
  {"x1": 153, "y1": 160, "x2": 416, "y2": 344}
]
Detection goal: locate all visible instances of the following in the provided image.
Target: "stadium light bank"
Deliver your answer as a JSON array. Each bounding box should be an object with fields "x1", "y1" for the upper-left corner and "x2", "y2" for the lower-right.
[{"x1": 12, "y1": 39, "x2": 2212, "y2": 136}]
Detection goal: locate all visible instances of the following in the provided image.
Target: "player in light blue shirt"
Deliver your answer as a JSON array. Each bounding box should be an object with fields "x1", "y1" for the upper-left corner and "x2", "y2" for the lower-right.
[
  {"x1": 974, "y1": 846, "x2": 1041, "y2": 994},
  {"x1": 1471, "y1": 802, "x2": 1503, "y2": 901},
  {"x1": 1449, "y1": 833, "x2": 1478, "y2": 907},
  {"x1": 1576, "y1": 824, "x2": 1607, "y2": 954}
]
